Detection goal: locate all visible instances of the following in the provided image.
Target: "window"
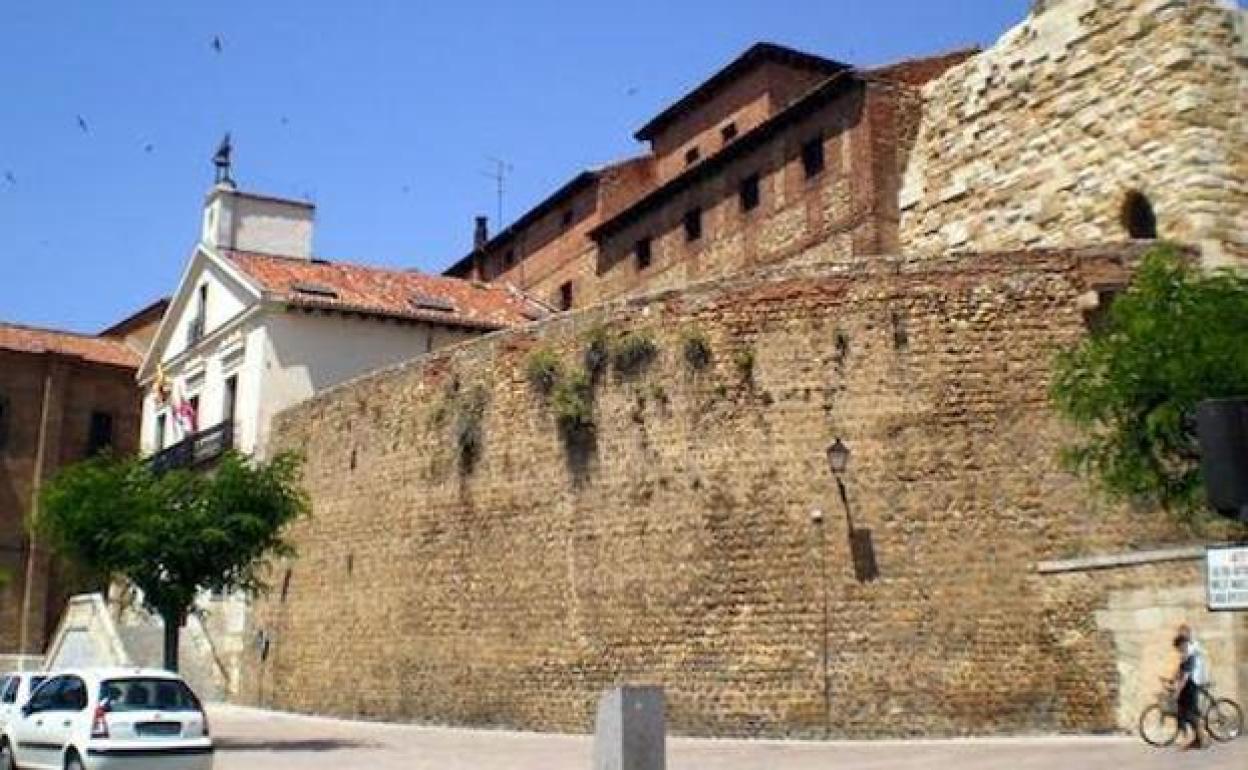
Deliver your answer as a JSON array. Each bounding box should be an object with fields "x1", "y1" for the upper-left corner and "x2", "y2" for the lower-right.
[
  {"x1": 57, "y1": 676, "x2": 88, "y2": 711},
  {"x1": 739, "y1": 174, "x2": 760, "y2": 212},
  {"x1": 1, "y1": 677, "x2": 17, "y2": 704},
  {"x1": 100, "y1": 678, "x2": 200, "y2": 712},
  {"x1": 155, "y1": 413, "x2": 167, "y2": 450},
  {"x1": 635, "y1": 237, "x2": 653, "y2": 270},
  {"x1": 1122, "y1": 191, "x2": 1158, "y2": 239},
  {"x1": 721, "y1": 122, "x2": 738, "y2": 143},
  {"x1": 223, "y1": 375, "x2": 238, "y2": 426},
  {"x1": 503, "y1": 249, "x2": 516, "y2": 269},
  {"x1": 0, "y1": 393, "x2": 9, "y2": 451},
  {"x1": 684, "y1": 146, "x2": 701, "y2": 166},
  {"x1": 558, "y1": 281, "x2": 574, "y2": 311},
  {"x1": 188, "y1": 283, "x2": 209, "y2": 345},
  {"x1": 25, "y1": 676, "x2": 64, "y2": 713},
  {"x1": 86, "y1": 411, "x2": 114, "y2": 456},
  {"x1": 683, "y1": 208, "x2": 702, "y2": 242},
  {"x1": 802, "y1": 136, "x2": 825, "y2": 179},
  {"x1": 188, "y1": 395, "x2": 200, "y2": 433},
  {"x1": 561, "y1": 209, "x2": 575, "y2": 228}
]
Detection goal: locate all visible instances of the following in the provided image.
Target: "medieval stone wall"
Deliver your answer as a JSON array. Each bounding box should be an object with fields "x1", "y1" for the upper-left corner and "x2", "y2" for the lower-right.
[
  {"x1": 240, "y1": 242, "x2": 1237, "y2": 737},
  {"x1": 899, "y1": 0, "x2": 1248, "y2": 267}
]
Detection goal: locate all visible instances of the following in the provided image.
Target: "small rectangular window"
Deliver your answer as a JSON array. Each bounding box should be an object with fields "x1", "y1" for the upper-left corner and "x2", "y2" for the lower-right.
[
  {"x1": 684, "y1": 146, "x2": 700, "y2": 166},
  {"x1": 802, "y1": 136, "x2": 825, "y2": 179},
  {"x1": 721, "y1": 122, "x2": 738, "y2": 143},
  {"x1": 0, "y1": 393, "x2": 9, "y2": 451},
  {"x1": 739, "y1": 174, "x2": 760, "y2": 212},
  {"x1": 155, "y1": 413, "x2": 167, "y2": 450},
  {"x1": 683, "y1": 208, "x2": 702, "y2": 242},
  {"x1": 558, "y1": 281, "x2": 574, "y2": 311},
  {"x1": 223, "y1": 375, "x2": 239, "y2": 426},
  {"x1": 561, "y1": 209, "x2": 574, "y2": 228},
  {"x1": 636, "y1": 238, "x2": 652, "y2": 270},
  {"x1": 503, "y1": 249, "x2": 516, "y2": 268},
  {"x1": 87, "y1": 411, "x2": 114, "y2": 456}
]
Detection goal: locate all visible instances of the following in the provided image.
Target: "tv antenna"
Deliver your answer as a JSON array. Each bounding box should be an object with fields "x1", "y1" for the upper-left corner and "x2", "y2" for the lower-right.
[{"x1": 481, "y1": 156, "x2": 514, "y2": 228}]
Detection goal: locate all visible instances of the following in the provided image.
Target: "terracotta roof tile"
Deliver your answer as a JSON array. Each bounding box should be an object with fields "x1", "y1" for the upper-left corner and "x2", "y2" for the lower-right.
[
  {"x1": 0, "y1": 322, "x2": 141, "y2": 368},
  {"x1": 225, "y1": 251, "x2": 544, "y2": 330}
]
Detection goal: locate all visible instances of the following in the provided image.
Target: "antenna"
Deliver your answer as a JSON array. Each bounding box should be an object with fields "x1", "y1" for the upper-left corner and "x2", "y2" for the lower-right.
[{"x1": 481, "y1": 156, "x2": 513, "y2": 228}]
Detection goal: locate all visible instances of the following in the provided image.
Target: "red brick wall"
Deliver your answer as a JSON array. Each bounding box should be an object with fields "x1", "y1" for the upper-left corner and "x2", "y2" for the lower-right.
[
  {"x1": 0, "y1": 350, "x2": 141, "y2": 652},
  {"x1": 592, "y1": 80, "x2": 912, "y2": 305}
]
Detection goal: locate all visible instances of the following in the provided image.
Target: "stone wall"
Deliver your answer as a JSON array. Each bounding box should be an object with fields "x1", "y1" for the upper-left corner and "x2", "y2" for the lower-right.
[
  {"x1": 900, "y1": 0, "x2": 1248, "y2": 267},
  {"x1": 241, "y1": 242, "x2": 1241, "y2": 737}
]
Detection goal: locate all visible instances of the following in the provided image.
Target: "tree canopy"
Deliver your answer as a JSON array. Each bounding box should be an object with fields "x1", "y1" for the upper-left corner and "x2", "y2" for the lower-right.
[
  {"x1": 1050, "y1": 244, "x2": 1248, "y2": 518},
  {"x1": 37, "y1": 450, "x2": 309, "y2": 669}
]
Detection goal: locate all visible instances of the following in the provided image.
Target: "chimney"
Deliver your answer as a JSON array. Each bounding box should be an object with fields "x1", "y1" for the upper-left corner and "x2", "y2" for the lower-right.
[
  {"x1": 201, "y1": 185, "x2": 316, "y2": 258},
  {"x1": 471, "y1": 216, "x2": 489, "y2": 280}
]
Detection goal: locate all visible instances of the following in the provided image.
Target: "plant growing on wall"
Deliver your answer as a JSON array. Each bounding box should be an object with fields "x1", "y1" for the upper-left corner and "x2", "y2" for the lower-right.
[
  {"x1": 611, "y1": 331, "x2": 658, "y2": 376},
  {"x1": 583, "y1": 325, "x2": 610, "y2": 378},
  {"x1": 552, "y1": 369, "x2": 595, "y2": 441},
  {"x1": 525, "y1": 348, "x2": 562, "y2": 395},
  {"x1": 451, "y1": 384, "x2": 489, "y2": 474},
  {"x1": 682, "y1": 330, "x2": 712, "y2": 371},
  {"x1": 1050, "y1": 244, "x2": 1248, "y2": 519},
  {"x1": 733, "y1": 347, "x2": 756, "y2": 383},
  {"x1": 37, "y1": 451, "x2": 309, "y2": 672}
]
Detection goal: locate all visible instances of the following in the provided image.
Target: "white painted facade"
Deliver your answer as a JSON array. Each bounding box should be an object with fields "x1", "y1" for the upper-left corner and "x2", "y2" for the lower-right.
[{"x1": 138, "y1": 183, "x2": 476, "y2": 460}]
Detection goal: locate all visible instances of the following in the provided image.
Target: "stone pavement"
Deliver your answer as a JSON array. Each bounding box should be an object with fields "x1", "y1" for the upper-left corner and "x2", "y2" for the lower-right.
[{"x1": 208, "y1": 704, "x2": 1248, "y2": 770}]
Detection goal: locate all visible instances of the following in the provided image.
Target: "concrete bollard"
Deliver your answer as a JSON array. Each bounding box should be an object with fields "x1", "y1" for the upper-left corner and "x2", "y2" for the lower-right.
[{"x1": 593, "y1": 686, "x2": 665, "y2": 770}]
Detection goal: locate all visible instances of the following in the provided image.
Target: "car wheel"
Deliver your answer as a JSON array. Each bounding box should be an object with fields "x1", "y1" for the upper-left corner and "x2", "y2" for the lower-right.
[{"x1": 65, "y1": 752, "x2": 84, "y2": 770}]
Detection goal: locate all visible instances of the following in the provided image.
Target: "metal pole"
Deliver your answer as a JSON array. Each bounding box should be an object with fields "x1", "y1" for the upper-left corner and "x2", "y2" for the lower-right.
[{"x1": 817, "y1": 516, "x2": 830, "y2": 738}]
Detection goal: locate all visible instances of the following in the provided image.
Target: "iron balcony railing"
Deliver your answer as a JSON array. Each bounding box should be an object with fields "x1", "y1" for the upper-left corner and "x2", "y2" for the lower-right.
[{"x1": 150, "y1": 421, "x2": 233, "y2": 473}]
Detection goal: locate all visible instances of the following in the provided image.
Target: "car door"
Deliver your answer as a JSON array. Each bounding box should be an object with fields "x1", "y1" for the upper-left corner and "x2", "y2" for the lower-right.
[
  {"x1": 11, "y1": 675, "x2": 65, "y2": 770},
  {"x1": 42, "y1": 675, "x2": 89, "y2": 762}
]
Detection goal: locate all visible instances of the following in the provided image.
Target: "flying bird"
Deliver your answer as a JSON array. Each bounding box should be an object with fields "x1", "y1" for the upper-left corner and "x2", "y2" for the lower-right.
[
  {"x1": 401, "y1": 184, "x2": 411, "y2": 194},
  {"x1": 280, "y1": 116, "x2": 289, "y2": 126},
  {"x1": 3, "y1": 171, "x2": 15, "y2": 184},
  {"x1": 144, "y1": 143, "x2": 155, "y2": 153},
  {"x1": 626, "y1": 86, "x2": 639, "y2": 96},
  {"x1": 76, "y1": 115, "x2": 89, "y2": 133},
  {"x1": 212, "y1": 35, "x2": 223, "y2": 53}
]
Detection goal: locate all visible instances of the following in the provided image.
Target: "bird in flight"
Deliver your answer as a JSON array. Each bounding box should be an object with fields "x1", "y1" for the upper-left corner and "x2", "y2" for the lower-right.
[
  {"x1": 144, "y1": 143, "x2": 155, "y2": 154},
  {"x1": 212, "y1": 35, "x2": 224, "y2": 53},
  {"x1": 626, "y1": 86, "x2": 639, "y2": 96},
  {"x1": 3, "y1": 171, "x2": 15, "y2": 185},
  {"x1": 76, "y1": 115, "x2": 89, "y2": 133}
]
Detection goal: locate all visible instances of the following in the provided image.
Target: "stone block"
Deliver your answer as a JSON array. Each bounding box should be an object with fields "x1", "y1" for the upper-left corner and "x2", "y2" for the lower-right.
[{"x1": 593, "y1": 686, "x2": 665, "y2": 770}]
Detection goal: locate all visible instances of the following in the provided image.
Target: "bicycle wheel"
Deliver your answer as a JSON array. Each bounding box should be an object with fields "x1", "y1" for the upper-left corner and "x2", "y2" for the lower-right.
[
  {"x1": 1205, "y1": 698, "x2": 1243, "y2": 742},
  {"x1": 1139, "y1": 703, "x2": 1180, "y2": 747}
]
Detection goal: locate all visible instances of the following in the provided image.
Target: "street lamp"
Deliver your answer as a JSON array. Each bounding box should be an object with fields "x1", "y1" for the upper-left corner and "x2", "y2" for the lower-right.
[
  {"x1": 826, "y1": 438, "x2": 850, "y2": 476},
  {"x1": 826, "y1": 438, "x2": 877, "y2": 585}
]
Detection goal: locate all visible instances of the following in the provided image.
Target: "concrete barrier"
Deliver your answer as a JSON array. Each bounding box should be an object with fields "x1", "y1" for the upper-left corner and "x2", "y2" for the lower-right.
[{"x1": 593, "y1": 686, "x2": 665, "y2": 770}]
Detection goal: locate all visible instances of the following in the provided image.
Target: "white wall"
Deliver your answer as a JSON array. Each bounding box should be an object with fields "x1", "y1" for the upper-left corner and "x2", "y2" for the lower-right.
[{"x1": 159, "y1": 257, "x2": 252, "y2": 364}]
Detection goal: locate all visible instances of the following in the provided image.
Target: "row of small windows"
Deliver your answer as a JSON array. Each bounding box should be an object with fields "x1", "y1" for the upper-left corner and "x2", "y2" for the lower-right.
[
  {"x1": 685, "y1": 121, "x2": 742, "y2": 168},
  {"x1": 0, "y1": 393, "x2": 113, "y2": 456}
]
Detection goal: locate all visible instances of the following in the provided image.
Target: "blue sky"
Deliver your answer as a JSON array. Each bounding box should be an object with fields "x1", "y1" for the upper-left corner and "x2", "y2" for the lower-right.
[{"x1": 1, "y1": 0, "x2": 1031, "y2": 332}]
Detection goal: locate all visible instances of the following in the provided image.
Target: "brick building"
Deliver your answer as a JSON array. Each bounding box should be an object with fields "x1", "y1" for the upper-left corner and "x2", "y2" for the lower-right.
[
  {"x1": 0, "y1": 303, "x2": 165, "y2": 656},
  {"x1": 445, "y1": 43, "x2": 973, "y2": 309}
]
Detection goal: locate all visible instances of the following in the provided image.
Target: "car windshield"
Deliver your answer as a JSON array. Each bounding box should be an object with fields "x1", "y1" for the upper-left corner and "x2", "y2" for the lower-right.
[
  {"x1": 29, "y1": 676, "x2": 46, "y2": 691},
  {"x1": 100, "y1": 678, "x2": 201, "y2": 712}
]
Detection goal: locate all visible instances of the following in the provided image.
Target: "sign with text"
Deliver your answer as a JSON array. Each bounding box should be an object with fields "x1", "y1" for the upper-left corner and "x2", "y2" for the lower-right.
[{"x1": 1206, "y1": 545, "x2": 1248, "y2": 611}]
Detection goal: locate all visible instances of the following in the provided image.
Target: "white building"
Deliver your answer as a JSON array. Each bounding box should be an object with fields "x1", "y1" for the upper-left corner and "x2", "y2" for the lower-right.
[{"x1": 138, "y1": 182, "x2": 543, "y2": 464}]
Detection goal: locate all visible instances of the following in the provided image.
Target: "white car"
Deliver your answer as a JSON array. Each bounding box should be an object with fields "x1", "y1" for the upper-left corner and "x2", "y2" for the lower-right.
[
  {"x1": 0, "y1": 668, "x2": 213, "y2": 770},
  {"x1": 0, "y1": 674, "x2": 50, "y2": 731}
]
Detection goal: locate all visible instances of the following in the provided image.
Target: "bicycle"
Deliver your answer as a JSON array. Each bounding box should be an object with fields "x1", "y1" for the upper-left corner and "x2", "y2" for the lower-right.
[{"x1": 1138, "y1": 676, "x2": 1244, "y2": 746}]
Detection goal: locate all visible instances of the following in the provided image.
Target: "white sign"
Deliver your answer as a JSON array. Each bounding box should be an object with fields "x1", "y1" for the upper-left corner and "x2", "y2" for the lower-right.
[{"x1": 1206, "y1": 545, "x2": 1248, "y2": 611}]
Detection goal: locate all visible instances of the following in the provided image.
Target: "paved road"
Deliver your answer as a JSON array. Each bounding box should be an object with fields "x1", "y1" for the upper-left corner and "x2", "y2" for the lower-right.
[{"x1": 208, "y1": 704, "x2": 1248, "y2": 770}]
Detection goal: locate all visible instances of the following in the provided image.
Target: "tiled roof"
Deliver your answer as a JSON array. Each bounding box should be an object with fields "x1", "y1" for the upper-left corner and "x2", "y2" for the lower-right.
[
  {"x1": 225, "y1": 250, "x2": 545, "y2": 331},
  {"x1": 0, "y1": 322, "x2": 141, "y2": 368}
]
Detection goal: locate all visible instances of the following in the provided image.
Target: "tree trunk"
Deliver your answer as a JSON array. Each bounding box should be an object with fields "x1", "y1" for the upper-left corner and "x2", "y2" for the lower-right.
[{"x1": 160, "y1": 608, "x2": 185, "y2": 672}]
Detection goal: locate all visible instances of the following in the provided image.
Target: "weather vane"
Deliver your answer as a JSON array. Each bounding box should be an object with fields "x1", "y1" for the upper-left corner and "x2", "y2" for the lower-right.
[{"x1": 213, "y1": 132, "x2": 234, "y2": 187}]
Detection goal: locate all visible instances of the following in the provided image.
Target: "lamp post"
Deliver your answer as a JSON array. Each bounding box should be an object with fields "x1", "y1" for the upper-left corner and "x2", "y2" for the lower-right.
[
  {"x1": 826, "y1": 438, "x2": 853, "y2": 531},
  {"x1": 810, "y1": 504, "x2": 829, "y2": 738}
]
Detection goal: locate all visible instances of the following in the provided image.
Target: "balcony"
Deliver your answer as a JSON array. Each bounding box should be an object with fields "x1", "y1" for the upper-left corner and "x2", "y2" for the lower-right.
[{"x1": 150, "y1": 421, "x2": 233, "y2": 473}]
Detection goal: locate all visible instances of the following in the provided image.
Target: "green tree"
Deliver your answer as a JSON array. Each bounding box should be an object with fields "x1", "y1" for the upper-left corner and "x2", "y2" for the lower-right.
[
  {"x1": 36, "y1": 451, "x2": 309, "y2": 671},
  {"x1": 1050, "y1": 245, "x2": 1248, "y2": 518}
]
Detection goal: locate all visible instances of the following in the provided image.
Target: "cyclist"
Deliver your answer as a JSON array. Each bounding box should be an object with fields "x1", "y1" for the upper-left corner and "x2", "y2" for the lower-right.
[{"x1": 1172, "y1": 625, "x2": 1208, "y2": 750}]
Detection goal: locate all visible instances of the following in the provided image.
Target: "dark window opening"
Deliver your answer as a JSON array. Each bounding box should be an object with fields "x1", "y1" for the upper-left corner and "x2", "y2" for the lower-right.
[
  {"x1": 721, "y1": 122, "x2": 738, "y2": 143},
  {"x1": 558, "y1": 281, "x2": 574, "y2": 311},
  {"x1": 802, "y1": 136, "x2": 825, "y2": 179},
  {"x1": 739, "y1": 174, "x2": 760, "y2": 212},
  {"x1": 0, "y1": 393, "x2": 9, "y2": 451},
  {"x1": 503, "y1": 249, "x2": 516, "y2": 269},
  {"x1": 684, "y1": 146, "x2": 701, "y2": 166},
  {"x1": 87, "y1": 411, "x2": 114, "y2": 456},
  {"x1": 636, "y1": 238, "x2": 652, "y2": 270},
  {"x1": 188, "y1": 395, "x2": 200, "y2": 433},
  {"x1": 683, "y1": 208, "x2": 702, "y2": 242},
  {"x1": 561, "y1": 209, "x2": 575, "y2": 228},
  {"x1": 223, "y1": 375, "x2": 238, "y2": 426},
  {"x1": 1121, "y1": 191, "x2": 1158, "y2": 239},
  {"x1": 155, "y1": 413, "x2": 167, "y2": 450}
]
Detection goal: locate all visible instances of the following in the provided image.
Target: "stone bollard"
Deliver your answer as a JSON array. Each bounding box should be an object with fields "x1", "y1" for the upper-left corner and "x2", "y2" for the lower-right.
[{"x1": 592, "y1": 686, "x2": 665, "y2": 770}]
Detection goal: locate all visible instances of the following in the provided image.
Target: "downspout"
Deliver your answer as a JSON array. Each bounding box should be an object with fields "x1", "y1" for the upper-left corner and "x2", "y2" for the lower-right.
[{"x1": 17, "y1": 353, "x2": 56, "y2": 654}]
